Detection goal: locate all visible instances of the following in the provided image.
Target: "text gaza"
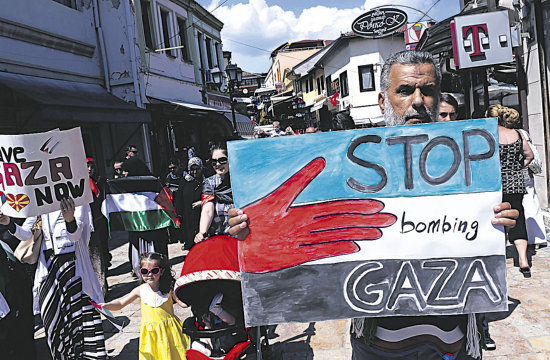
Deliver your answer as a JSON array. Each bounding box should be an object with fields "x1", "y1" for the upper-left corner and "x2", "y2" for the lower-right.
[
  {"x1": 0, "y1": 156, "x2": 86, "y2": 204},
  {"x1": 346, "y1": 129, "x2": 496, "y2": 193}
]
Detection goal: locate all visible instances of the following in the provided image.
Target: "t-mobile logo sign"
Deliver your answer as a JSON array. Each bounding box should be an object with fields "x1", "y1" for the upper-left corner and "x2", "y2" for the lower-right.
[
  {"x1": 451, "y1": 11, "x2": 513, "y2": 69},
  {"x1": 462, "y1": 24, "x2": 489, "y2": 57}
]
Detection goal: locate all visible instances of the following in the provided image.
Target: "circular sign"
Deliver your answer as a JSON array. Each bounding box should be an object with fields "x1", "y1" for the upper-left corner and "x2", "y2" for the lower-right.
[{"x1": 352, "y1": 7, "x2": 408, "y2": 39}]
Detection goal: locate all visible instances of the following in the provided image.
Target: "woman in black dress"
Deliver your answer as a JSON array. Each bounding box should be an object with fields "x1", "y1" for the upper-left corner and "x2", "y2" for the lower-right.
[{"x1": 176, "y1": 157, "x2": 204, "y2": 250}]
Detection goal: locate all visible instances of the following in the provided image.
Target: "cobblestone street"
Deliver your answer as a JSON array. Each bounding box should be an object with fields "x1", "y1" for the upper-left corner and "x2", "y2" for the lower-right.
[{"x1": 35, "y1": 233, "x2": 550, "y2": 359}]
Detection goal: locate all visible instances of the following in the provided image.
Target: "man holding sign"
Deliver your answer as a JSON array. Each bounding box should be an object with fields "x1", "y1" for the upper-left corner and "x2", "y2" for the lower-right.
[{"x1": 227, "y1": 51, "x2": 518, "y2": 360}]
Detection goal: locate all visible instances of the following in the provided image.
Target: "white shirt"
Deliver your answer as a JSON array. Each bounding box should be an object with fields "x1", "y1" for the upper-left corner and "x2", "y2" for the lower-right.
[{"x1": 13, "y1": 205, "x2": 104, "y2": 314}]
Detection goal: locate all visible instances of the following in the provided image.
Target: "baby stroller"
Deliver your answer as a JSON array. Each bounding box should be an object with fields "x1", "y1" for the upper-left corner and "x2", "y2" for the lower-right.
[{"x1": 175, "y1": 235, "x2": 269, "y2": 360}]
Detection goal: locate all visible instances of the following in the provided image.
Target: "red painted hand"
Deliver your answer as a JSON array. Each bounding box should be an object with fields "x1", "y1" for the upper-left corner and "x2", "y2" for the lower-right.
[{"x1": 239, "y1": 157, "x2": 397, "y2": 273}]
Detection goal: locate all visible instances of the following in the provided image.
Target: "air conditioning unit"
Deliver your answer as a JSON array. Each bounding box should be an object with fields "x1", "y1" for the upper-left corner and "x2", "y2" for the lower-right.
[{"x1": 340, "y1": 98, "x2": 351, "y2": 110}]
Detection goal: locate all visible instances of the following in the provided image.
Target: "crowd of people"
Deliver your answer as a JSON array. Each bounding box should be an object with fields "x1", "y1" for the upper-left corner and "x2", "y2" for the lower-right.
[{"x1": 0, "y1": 49, "x2": 546, "y2": 360}]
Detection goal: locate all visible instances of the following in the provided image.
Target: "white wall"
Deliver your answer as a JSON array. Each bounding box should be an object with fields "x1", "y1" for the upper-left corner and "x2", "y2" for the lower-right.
[
  {"x1": 322, "y1": 36, "x2": 404, "y2": 120},
  {"x1": 0, "y1": 0, "x2": 103, "y2": 83}
]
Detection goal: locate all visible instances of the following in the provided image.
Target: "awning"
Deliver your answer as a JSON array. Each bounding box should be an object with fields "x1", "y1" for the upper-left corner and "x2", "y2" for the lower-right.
[
  {"x1": 0, "y1": 72, "x2": 151, "y2": 123},
  {"x1": 254, "y1": 86, "x2": 277, "y2": 95},
  {"x1": 152, "y1": 98, "x2": 231, "y2": 113},
  {"x1": 270, "y1": 95, "x2": 293, "y2": 104},
  {"x1": 224, "y1": 113, "x2": 255, "y2": 138},
  {"x1": 234, "y1": 97, "x2": 252, "y2": 104},
  {"x1": 350, "y1": 105, "x2": 385, "y2": 125},
  {"x1": 311, "y1": 100, "x2": 326, "y2": 112}
]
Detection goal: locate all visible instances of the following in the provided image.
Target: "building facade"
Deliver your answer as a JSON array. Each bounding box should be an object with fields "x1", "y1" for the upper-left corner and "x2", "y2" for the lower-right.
[{"x1": 0, "y1": 0, "x2": 151, "y2": 177}]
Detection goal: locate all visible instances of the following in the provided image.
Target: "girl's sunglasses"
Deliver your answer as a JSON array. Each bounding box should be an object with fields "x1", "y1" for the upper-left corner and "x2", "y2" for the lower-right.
[
  {"x1": 212, "y1": 157, "x2": 228, "y2": 165},
  {"x1": 140, "y1": 267, "x2": 161, "y2": 276}
]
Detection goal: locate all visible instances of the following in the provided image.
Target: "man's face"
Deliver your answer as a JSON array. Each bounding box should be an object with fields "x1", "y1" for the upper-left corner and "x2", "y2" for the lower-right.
[
  {"x1": 114, "y1": 162, "x2": 124, "y2": 177},
  {"x1": 378, "y1": 63, "x2": 439, "y2": 126},
  {"x1": 127, "y1": 147, "x2": 138, "y2": 158},
  {"x1": 87, "y1": 162, "x2": 95, "y2": 177},
  {"x1": 273, "y1": 122, "x2": 280, "y2": 130}
]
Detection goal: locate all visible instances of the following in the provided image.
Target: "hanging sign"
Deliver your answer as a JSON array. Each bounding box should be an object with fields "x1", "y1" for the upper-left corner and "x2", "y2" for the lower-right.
[{"x1": 352, "y1": 7, "x2": 408, "y2": 39}]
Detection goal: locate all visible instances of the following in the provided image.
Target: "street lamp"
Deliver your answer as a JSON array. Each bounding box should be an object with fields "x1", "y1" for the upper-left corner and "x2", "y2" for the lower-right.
[{"x1": 211, "y1": 63, "x2": 243, "y2": 135}]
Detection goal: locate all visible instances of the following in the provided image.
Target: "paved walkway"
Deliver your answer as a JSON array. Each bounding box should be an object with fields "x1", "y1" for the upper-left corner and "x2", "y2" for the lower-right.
[{"x1": 35, "y1": 233, "x2": 550, "y2": 359}]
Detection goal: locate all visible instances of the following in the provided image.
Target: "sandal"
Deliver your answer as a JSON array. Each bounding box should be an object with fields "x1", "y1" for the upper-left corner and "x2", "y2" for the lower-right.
[{"x1": 519, "y1": 267, "x2": 531, "y2": 278}]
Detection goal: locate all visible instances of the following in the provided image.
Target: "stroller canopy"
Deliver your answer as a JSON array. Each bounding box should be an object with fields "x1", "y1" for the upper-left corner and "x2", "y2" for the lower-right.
[{"x1": 175, "y1": 235, "x2": 241, "y2": 305}]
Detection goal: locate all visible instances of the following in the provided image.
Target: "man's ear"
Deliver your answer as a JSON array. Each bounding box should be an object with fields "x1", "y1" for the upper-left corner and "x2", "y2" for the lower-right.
[{"x1": 378, "y1": 92, "x2": 385, "y2": 113}]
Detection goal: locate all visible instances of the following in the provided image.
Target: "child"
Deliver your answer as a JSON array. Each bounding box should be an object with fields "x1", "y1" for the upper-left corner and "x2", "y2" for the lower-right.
[{"x1": 101, "y1": 252, "x2": 189, "y2": 359}]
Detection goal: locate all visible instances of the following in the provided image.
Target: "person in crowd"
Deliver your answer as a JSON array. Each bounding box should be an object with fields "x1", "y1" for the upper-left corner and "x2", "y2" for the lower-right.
[
  {"x1": 165, "y1": 158, "x2": 185, "y2": 244},
  {"x1": 285, "y1": 126, "x2": 295, "y2": 135},
  {"x1": 203, "y1": 140, "x2": 218, "y2": 178},
  {"x1": 488, "y1": 104, "x2": 534, "y2": 276},
  {"x1": 124, "y1": 160, "x2": 169, "y2": 276},
  {"x1": 194, "y1": 145, "x2": 234, "y2": 243},
  {"x1": 227, "y1": 50, "x2": 519, "y2": 360},
  {"x1": 165, "y1": 157, "x2": 184, "y2": 194},
  {"x1": 176, "y1": 157, "x2": 205, "y2": 251},
  {"x1": 0, "y1": 198, "x2": 106, "y2": 359},
  {"x1": 270, "y1": 121, "x2": 284, "y2": 136},
  {"x1": 305, "y1": 126, "x2": 318, "y2": 133},
  {"x1": 254, "y1": 128, "x2": 270, "y2": 138},
  {"x1": 0, "y1": 219, "x2": 35, "y2": 359},
  {"x1": 87, "y1": 157, "x2": 110, "y2": 294},
  {"x1": 437, "y1": 93, "x2": 459, "y2": 122},
  {"x1": 113, "y1": 158, "x2": 125, "y2": 178},
  {"x1": 101, "y1": 252, "x2": 189, "y2": 359},
  {"x1": 123, "y1": 145, "x2": 152, "y2": 176}
]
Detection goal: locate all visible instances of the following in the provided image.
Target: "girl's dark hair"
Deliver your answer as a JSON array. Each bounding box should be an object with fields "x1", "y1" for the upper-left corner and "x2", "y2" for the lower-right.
[
  {"x1": 139, "y1": 252, "x2": 175, "y2": 294},
  {"x1": 210, "y1": 144, "x2": 227, "y2": 157}
]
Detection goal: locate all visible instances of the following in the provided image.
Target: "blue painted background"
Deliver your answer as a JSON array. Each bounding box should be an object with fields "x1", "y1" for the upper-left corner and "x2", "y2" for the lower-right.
[{"x1": 228, "y1": 119, "x2": 501, "y2": 208}]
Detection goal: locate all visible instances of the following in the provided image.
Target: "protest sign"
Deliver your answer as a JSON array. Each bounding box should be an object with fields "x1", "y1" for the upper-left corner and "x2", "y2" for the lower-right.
[
  {"x1": 0, "y1": 128, "x2": 92, "y2": 218},
  {"x1": 228, "y1": 119, "x2": 507, "y2": 327}
]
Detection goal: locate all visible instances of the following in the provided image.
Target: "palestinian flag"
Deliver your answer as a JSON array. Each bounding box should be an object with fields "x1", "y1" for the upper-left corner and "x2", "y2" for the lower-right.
[{"x1": 101, "y1": 176, "x2": 180, "y2": 232}]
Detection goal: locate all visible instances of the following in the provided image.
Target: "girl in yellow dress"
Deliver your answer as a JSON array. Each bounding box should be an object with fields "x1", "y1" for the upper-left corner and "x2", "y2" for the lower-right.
[{"x1": 101, "y1": 252, "x2": 189, "y2": 359}]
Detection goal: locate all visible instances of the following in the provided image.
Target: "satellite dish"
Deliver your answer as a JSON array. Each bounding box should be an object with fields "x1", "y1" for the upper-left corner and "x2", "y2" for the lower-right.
[{"x1": 243, "y1": 88, "x2": 248, "y2": 94}]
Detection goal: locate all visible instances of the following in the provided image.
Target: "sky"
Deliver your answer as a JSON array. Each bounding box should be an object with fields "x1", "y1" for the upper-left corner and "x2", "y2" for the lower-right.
[{"x1": 195, "y1": 0, "x2": 461, "y2": 74}]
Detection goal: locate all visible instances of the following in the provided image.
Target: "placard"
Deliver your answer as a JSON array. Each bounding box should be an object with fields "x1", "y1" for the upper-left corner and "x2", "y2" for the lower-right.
[
  {"x1": 228, "y1": 119, "x2": 507, "y2": 327},
  {"x1": 0, "y1": 128, "x2": 92, "y2": 218}
]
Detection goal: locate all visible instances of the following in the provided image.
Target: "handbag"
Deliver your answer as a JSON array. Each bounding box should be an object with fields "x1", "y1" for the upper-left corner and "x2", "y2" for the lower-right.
[
  {"x1": 518, "y1": 129, "x2": 543, "y2": 174},
  {"x1": 14, "y1": 218, "x2": 43, "y2": 264}
]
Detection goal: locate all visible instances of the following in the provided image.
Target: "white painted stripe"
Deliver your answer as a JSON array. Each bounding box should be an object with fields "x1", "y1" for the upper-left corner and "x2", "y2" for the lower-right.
[
  {"x1": 101, "y1": 192, "x2": 161, "y2": 218},
  {"x1": 376, "y1": 324, "x2": 464, "y2": 344},
  {"x1": 308, "y1": 191, "x2": 505, "y2": 264}
]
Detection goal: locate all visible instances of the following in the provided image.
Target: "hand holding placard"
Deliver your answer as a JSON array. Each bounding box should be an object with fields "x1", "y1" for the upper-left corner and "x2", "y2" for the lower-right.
[{"x1": 238, "y1": 157, "x2": 397, "y2": 273}]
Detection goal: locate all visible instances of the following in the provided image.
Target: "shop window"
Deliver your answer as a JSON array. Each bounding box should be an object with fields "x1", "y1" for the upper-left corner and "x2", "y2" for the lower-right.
[
  {"x1": 339, "y1": 71, "x2": 349, "y2": 97},
  {"x1": 308, "y1": 76, "x2": 314, "y2": 93},
  {"x1": 215, "y1": 42, "x2": 221, "y2": 67},
  {"x1": 205, "y1": 37, "x2": 214, "y2": 69},
  {"x1": 159, "y1": 7, "x2": 175, "y2": 57},
  {"x1": 358, "y1": 65, "x2": 375, "y2": 92},
  {"x1": 176, "y1": 17, "x2": 190, "y2": 61},
  {"x1": 141, "y1": 0, "x2": 154, "y2": 50},
  {"x1": 295, "y1": 79, "x2": 302, "y2": 92},
  {"x1": 326, "y1": 75, "x2": 333, "y2": 96},
  {"x1": 53, "y1": 0, "x2": 77, "y2": 9}
]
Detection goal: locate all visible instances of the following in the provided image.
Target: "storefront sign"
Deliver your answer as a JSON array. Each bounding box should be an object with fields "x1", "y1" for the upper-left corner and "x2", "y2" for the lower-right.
[
  {"x1": 228, "y1": 119, "x2": 507, "y2": 326},
  {"x1": 0, "y1": 128, "x2": 93, "y2": 218},
  {"x1": 352, "y1": 7, "x2": 408, "y2": 38},
  {"x1": 451, "y1": 11, "x2": 513, "y2": 69}
]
